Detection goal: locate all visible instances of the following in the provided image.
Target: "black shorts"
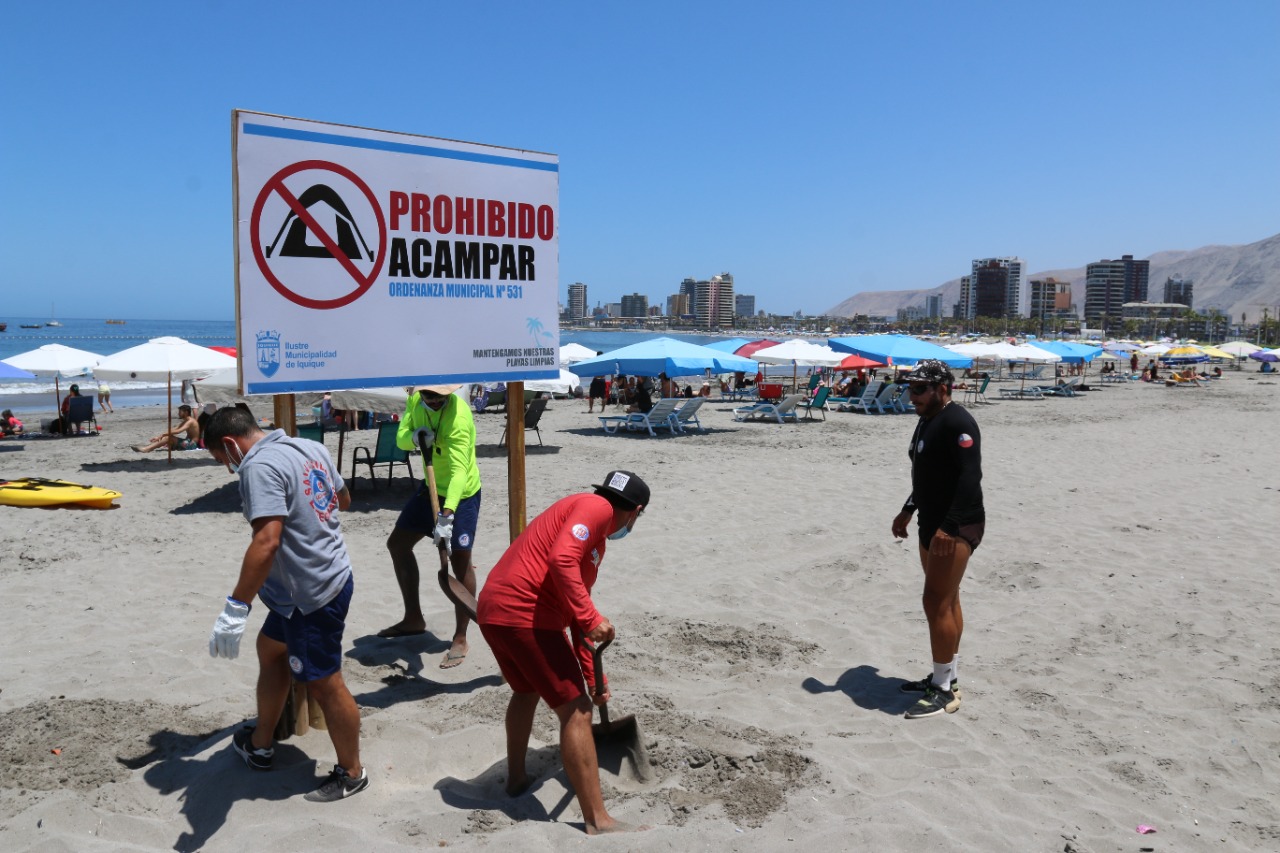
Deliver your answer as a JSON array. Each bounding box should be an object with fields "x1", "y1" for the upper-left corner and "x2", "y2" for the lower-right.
[{"x1": 919, "y1": 521, "x2": 984, "y2": 552}]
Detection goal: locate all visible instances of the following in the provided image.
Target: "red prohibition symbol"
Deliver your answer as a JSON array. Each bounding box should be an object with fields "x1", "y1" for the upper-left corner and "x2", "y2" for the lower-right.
[{"x1": 250, "y1": 160, "x2": 387, "y2": 309}]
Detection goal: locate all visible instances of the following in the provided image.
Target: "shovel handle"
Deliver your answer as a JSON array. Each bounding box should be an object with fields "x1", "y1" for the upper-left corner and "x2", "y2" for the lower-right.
[
  {"x1": 417, "y1": 429, "x2": 478, "y2": 621},
  {"x1": 582, "y1": 637, "x2": 613, "y2": 726}
]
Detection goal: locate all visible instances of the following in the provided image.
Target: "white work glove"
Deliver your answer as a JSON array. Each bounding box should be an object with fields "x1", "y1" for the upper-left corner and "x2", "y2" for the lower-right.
[
  {"x1": 433, "y1": 512, "x2": 454, "y2": 553},
  {"x1": 414, "y1": 426, "x2": 435, "y2": 448},
  {"x1": 209, "y1": 597, "x2": 251, "y2": 659}
]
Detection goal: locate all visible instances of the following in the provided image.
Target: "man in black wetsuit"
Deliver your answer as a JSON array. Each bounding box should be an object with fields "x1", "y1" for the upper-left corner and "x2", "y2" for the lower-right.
[{"x1": 890, "y1": 359, "x2": 985, "y2": 720}]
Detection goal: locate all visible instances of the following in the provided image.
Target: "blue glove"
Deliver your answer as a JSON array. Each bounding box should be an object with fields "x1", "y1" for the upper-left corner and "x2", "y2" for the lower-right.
[{"x1": 209, "y1": 597, "x2": 251, "y2": 659}]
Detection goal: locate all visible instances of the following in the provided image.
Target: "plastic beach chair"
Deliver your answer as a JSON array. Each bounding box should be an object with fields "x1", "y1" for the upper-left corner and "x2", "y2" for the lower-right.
[{"x1": 350, "y1": 421, "x2": 415, "y2": 491}]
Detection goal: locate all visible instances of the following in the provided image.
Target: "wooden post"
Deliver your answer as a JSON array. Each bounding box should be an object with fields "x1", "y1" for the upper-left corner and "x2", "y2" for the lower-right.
[
  {"x1": 506, "y1": 381, "x2": 526, "y2": 543},
  {"x1": 274, "y1": 394, "x2": 296, "y2": 435}
]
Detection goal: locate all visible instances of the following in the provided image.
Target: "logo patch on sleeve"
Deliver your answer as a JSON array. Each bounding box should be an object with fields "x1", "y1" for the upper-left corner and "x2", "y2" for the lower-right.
[
  {"x1": 958, "y1": 433, "x2": 974, "y2": 448},
  {"x1": 572, "y1": 523, "x2": 590, "y2": 541}
]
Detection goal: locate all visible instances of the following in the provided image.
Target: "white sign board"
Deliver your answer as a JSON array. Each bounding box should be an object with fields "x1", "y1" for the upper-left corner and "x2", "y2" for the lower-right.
[{"x1": 233, "y1": 111, "x2": 559, "y2": 394}]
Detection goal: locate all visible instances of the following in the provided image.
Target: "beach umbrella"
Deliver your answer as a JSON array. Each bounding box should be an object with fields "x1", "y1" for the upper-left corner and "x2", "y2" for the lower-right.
[
  {"x1": 208, "y1": 346, "x2": 237, "y2": 357},
  {"x1": 1162, "y1": 346, "x2": 1209, "y2": 364},
  {"x1": 1248, "y1": 348, "x2": 1280, "y2": 363},
  {"x1": 703, "y1": 338, "x2": 753, "y2": 355},
  {"x1": 0, "y1": 361, "x2": 37, "y2": 379},
  {"x1": 829, "y1": 334, "x2": 973, "y2": 368},
  {"x1": 558, "y1": 342, "x2": 598, "y2": 365},
  {"x1": 1196, "y1": 345, "x2": 1234, "y2": 360},
  {"x1": 835, "y1": 354, "x2": 884, "y2": 370},
  {"x1": 95, "y1": 337, "x2": 237, "y2": 464},
  {"x1": 3, "y1": 343, "x2": 104, "y2": 415},
  {"x1": 1217, "y1": 341, "x2": 1261, "y2": 357},
  {"x1": 569, "y1": 336, "x2": 757, "y2": 378},
  {"x1": 751, "y1": 339, "x2": 846, "y2": 390},
  {"x1": 734, "y1": 339, "x2": 783, "y2": 358},
  {"x1": 1139, "y1": 343, "x2": 1170, "y2": 356}
]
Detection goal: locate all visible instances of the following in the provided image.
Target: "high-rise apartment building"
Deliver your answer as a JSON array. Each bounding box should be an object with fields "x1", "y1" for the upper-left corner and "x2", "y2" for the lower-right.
[
  {"x1": 735, "y1": 293, "x2": 756, "y2": 318},
  {"x1": 620, "y1": 293, "x2": 648, "y2": 318},
  {"x1": 1164, "y1": 276, "x2": 1193, "y2": 308},
  {"x1": 1029, "y1": 277, "x2": 1074, "y2": 320},
  {"x1": 925, "y1": 294, "x2": 942, "y2": 318},
  {"x1": 970, "y1": 257, "x2": 1025, "y2": 318},
  {"x1": 567, "y1": 282, "x2": 587, "y2": 321},
  {"x1": 695, "y1": 273, "x2": 735, "y2": 329},
  {"x1": 680, "y1": 278, "x2": 699, "y2": 317},
  {"x1": 956, "y1": 276, "x2": 973, "y2": 319},
  {"x1": 667, "y1": 293, "x2": 690, "y2": 317},
  {"x1": 1084, "y1": 255, "x2": 1149, "y2": 325}
]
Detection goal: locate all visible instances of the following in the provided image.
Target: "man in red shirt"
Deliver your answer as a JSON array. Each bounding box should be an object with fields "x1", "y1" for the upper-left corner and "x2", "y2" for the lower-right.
[{"x1": 477, "y1": 470, "x2": 649, "y2": 835}]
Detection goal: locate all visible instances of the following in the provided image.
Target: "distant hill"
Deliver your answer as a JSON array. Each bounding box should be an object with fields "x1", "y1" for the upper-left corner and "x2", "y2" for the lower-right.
[{"x1": 826, "y1": 232, "x2": 1280, "y2": 322}]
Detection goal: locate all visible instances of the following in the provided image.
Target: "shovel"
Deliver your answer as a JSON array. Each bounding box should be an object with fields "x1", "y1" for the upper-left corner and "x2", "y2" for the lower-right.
[
  {"x1": 416, "y1": 429, "x2": 478, "y2": 622},
  {"x1": 584, "y1": 637, "x2": 653, "y2": 782}
]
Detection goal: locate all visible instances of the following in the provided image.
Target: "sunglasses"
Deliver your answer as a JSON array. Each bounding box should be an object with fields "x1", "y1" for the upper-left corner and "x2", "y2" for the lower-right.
[{"x1": 908, "y1": 384, "x2": 933, "y2": 395}]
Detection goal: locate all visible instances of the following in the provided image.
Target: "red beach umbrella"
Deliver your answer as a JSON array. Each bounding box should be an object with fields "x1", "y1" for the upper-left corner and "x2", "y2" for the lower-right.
[
  {"x1": 734, "y1": 339, "x2": 783, "y2": 358},
  {"x1": 209, "y1": 346, "x2": 237, "y2": 357},
  {"x1": 835, "y1": 354, "x2": 884, "y2": 370}
]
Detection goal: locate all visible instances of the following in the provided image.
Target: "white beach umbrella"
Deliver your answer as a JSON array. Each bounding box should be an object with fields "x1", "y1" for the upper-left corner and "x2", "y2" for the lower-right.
[
  {"x1": 751, "y1": 339, "x2": 845, "y2": 389},
  {"x1": 1139, "y1": 343, "x2": 1170, "y2": 355},
  {"x1": 558, "y1": 343, "x2": 598, "y2": 365},
  {"x1": 3, "y1": 343, "x2": 104, "y2": 413},
  {"x1": 94, "y1": 337, "x2": 237, "y2": 463},
  {"x1": 1216, "y1": 341, "x2": 1261, "y2": 357}
]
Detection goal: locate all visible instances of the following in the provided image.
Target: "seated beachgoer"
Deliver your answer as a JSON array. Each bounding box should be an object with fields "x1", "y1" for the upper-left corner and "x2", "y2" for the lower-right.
[
  {"x1": 133, "y1": 404, "x2": 201, "y2": 452},
  {"x1": 1, "y1": 409, "x2": 23, "y2": 436},
  {"x1": 626, "y1": 378, "x2": 654, "y2": 414}
]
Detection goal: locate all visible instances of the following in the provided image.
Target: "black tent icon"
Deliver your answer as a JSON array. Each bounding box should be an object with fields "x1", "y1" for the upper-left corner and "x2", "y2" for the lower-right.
[{"x1": 264, "y1": 183, "x2": 375, "y2": 261}]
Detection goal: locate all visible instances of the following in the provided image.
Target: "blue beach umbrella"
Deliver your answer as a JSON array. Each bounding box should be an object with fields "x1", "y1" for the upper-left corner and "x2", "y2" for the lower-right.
[
  {"x1": 704, "y1": 338, "x2": 753, "y2": 354},
  {"x1": 1028, "y1": 341, "x2": 1103, "y2": 363},
  {"x1": 0, "y1": 360, "x2": 37, "y2": 380},
  {"x1": 570, "y1": 336, "x2": 758, "y2": 377},
  {"x1": 827, "y1": 334, "x2": 972, "y2": 368}
]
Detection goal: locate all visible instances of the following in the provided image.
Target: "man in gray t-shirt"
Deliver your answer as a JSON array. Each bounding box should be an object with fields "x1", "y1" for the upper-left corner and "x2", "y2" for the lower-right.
[{"x1": 205, "y1": 407, "x2": 369, "y2": 803}]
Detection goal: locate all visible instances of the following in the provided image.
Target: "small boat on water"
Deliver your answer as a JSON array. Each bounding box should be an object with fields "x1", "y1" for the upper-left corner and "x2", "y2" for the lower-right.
[
  {"x1": 46, "y1": 302, "x2": 62, "y2": 327},
  {"x1": 20, "y1": 323, "x2": 43, "y2": 329},
  {"x1": 0, "y1": 322, "x2": 7, "y2": 332},
  {"x1": 105, "y1": 319, "x2": 126, "y2": 324}
]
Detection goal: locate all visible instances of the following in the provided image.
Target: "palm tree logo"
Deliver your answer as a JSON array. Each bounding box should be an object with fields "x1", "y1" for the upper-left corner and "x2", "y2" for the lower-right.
[{"x1": 526, "y1": 316, "x2": 555, "y2": 347}]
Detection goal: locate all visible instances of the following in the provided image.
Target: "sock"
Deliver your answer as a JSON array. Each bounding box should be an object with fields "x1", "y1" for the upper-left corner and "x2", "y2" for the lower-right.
[
  {"x1": 931, "y1": 661, "x2": 953, "y2": 692},
  {"x1": 951, "y1": 655, "x2": 959, "y2": 685}
]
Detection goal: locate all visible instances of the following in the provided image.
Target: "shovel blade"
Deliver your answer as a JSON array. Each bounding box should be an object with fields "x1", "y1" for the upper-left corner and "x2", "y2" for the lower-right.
[{"x1": 591, "y1": 713, "x2": 653, "y2": 782}]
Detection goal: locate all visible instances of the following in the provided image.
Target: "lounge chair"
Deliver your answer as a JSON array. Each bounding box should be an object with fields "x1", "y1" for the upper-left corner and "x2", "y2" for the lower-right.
[
  {"x1": 998, "y1": 386, "x2": 1045, "y2": 400},
  {"x1": 798, "y1": 387, "x2": 831, "y2": 421},
  {"x1": 838, "y1": 381, "x2": 883, "y2": 413},
  {"x1": 1008, "y1": 364, "x2": 1048, "y2": 381},
  {"x1": 500, "y1": 397, "x2": 548, "y2": 447},
  {"x1": 296, "y1": 422, "x2": 324, "y2": 442},
  {"x1": 961, "y1": 376, "x2": 990, "y2": 405},
  {"x1": 870, "y1": 382, "x2": 901, "y2": 414},
  {"x1": 66, "y1": 396, "x2": 97, "y2": 434},
  {"x1": 350, "y1": 421, "x2": 415, "y2": 491},
  {"x1": 671, "y1": 398, "x2": 706, "y2": 433},
  {"x1": 733, "y1": 393, "x2": 805, "y2": 424},
  {"x1": 599, "y1": 398, "x2": 680, "y2": 436}
]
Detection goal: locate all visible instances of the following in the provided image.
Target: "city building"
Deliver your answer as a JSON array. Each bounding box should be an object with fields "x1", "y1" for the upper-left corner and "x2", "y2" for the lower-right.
[
  {"x1": 603, "y1": 302, "x2": 622, "y2": 318},
  {"x1": 667, "y1": 293, "x2": 690, "y2": 317},
  {"x1": 695, "y1": 273, "x2": 735, "y2": 329},
  {"x1": 925, "y1": 294, "x2": 942, "y2": 319},
  {"x1": 620, "y1": 293, "x2": 648, "y2": 318},
  {"x1": 735, "y1": 293, "x2": 756, "y2": 318},
  {"x1": 679, "y1": 277, "x2": 699, "y2": 317},
  {"x1": 1164, "y1": 276, "x2": 1193, "y2": 309},
  {"x1": 970, "y1": 257, "x2": 1025, "y2": 318},
  {"x1": 1084, "y1": 255, "x2": 1150, "y2": 325},
  {"x1": 1029, "y1": 277, "x2": 1075, "y2": 322},
  {"x1": 897, "y1": 305, "x2": 925, "y2": 322},
  {"x1": 567, "y1": 282, "x2": 587, "y2": 321},
  {"x1": 955, "y1": 275, "x2": 972, "y2": 319}
]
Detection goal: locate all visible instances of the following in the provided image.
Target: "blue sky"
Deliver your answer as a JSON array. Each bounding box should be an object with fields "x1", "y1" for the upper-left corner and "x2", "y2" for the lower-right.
[{"x1": 2, "y1": 1, "x2": 1276, "y2": 321}]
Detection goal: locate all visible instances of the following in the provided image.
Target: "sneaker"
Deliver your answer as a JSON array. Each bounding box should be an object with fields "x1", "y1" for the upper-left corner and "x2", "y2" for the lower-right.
[
  {"x1": 304, "y1": 765, "x2": 370, "y2": 802},
  {"x1": 899, "y1": 674, "x2": 961, "y2": 698},
  {"x1": 232, "y1": 726, "x2": 274, "y2": 771},
  {"x1": 904, "y1": 685, "x2": 961, "y2": 719}
]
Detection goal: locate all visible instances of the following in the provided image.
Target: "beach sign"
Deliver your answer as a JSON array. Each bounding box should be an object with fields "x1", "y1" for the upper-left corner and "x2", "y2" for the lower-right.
[{"x1": 232, "y1": 110, "x2": 559, "y2": 395}]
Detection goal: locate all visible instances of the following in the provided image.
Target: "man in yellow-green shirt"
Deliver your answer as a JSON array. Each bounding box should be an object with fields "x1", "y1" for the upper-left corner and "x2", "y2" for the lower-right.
[{"x1": 378, "y1": 385, "x2": 482, "y2": 669}]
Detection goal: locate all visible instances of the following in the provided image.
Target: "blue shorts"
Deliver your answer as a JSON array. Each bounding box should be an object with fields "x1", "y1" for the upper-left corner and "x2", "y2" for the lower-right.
[
  {"x1": 261, "y1": 574, "x2": 353, "y2": 682},
  {"x1": 396, "y1": 487, "x2": 481, "y2": 552}
]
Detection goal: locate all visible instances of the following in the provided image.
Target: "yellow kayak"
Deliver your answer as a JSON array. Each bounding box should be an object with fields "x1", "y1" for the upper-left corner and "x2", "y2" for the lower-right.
[{"x1": 0, "y1": 478, "x2": 122, "y2": 509}]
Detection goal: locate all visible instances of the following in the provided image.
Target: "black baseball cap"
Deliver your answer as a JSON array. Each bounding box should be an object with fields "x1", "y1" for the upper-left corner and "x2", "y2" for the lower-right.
[
  {"x1": 592, "y1": 470, "x2": 650, "y2": 510},
  {"x1": 904, "y1": 359, "x2": 954, "y2": 386}
]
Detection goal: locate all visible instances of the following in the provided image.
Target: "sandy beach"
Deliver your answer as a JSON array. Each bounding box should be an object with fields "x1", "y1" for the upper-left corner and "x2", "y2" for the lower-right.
[{"x1": 2, "y1": 374, "x2": 1278, "y2": 852}]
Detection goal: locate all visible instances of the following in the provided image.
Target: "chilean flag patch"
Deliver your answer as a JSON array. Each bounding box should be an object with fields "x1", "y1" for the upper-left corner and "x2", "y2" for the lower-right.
[{"x1": 958, "y1": 433, "x2": 974, "y2": 448}]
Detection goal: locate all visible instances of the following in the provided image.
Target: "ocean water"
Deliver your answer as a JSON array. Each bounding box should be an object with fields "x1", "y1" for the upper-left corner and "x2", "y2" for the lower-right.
[{"x1": 0, "y1": 317, "x2": 236, "y2": 397}]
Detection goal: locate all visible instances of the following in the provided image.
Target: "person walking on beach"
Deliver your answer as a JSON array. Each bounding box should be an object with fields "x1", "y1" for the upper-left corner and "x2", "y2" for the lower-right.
[
  {"x1": 891, "y1": 360, "x2": 984, "y2": 720},
  {"x1": 379, "y1": 385, "x2": 482, "y2": 670},
  {"x1": 476, "y1": 470, "x2": 650, "y2": 835},
  {"x1": 203, "y1": 406, "x2": 368, "y2": 802},
  {"x1": 587, "y1": 374, "x2": 607, "y2": 413},
  {"x1": 97, "y1": 382, "x2": 113, "y2": 414}
]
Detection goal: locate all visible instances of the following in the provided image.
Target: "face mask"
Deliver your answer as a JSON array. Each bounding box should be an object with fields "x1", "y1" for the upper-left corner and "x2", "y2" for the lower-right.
[
  {"x1": 607, "y1": 526, "x2": 631, "y2": 541},
  {"x1": 223, "y1": 439, "x2": 245, "y2": 474},
  {"x1": 420, "y1": 395, "x2": 446, "y2": 411}
]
